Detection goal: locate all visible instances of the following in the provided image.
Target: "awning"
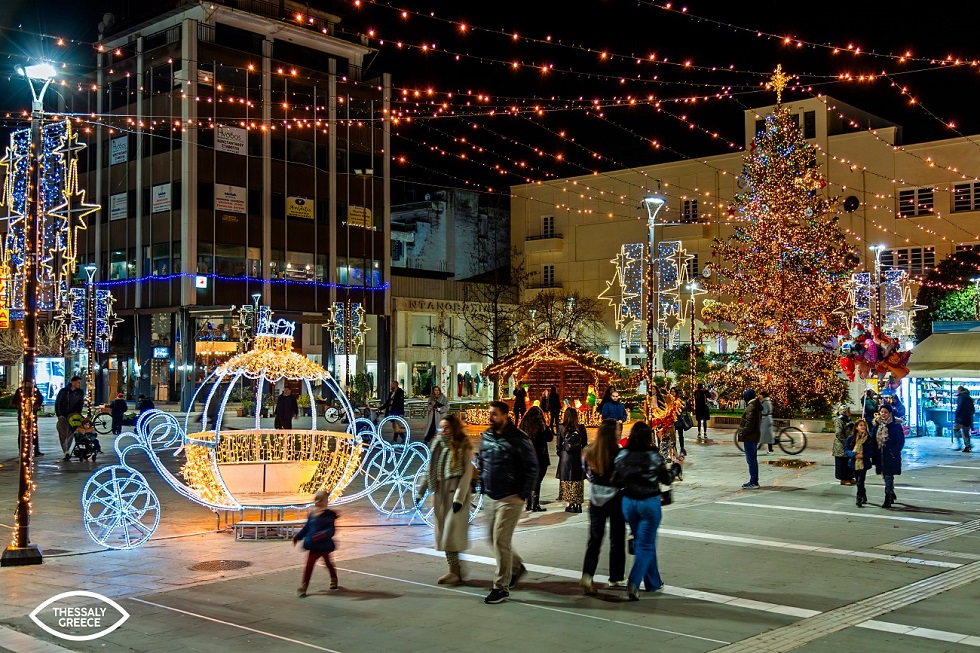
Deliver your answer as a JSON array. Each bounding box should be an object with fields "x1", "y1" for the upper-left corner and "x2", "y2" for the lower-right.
[{"x1": 907, "y1": 332, "x2": 980, "y2": 378}]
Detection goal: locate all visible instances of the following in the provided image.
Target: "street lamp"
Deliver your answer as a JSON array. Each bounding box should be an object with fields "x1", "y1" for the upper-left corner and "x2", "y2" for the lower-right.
[
  {"x1": 2, "y1": 61, "x2": 57, "y2": 567},
  {"x1": 686, "y1": 282, "x2": 700, "y2": 393},
  {"x1": 83, "y1": 264, "x2": 98, "y2": 404},
  {"x1": 642, "y1": 194, "x2": 666, "y2": 421},
  {"x1": 870, "y1": 244, "x2": 886, "y2": 327}
]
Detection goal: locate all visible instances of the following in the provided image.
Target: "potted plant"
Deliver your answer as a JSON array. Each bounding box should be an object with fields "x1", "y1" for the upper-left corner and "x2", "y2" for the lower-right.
[
  {"x1": 261, "y1": 391, "x2": 274, "y2": 418},
  {"x1": 297, "y1": 393, "x2": 311, "y2": 417},
  {"x1": 239, "y1": 398, "x2": 255, "y2": 417}
]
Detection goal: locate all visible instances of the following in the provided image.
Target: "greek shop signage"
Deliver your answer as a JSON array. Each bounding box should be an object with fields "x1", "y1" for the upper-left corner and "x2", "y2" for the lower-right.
[{"x1": 30, "y1": 591, "x2": 130, "y2": 641}]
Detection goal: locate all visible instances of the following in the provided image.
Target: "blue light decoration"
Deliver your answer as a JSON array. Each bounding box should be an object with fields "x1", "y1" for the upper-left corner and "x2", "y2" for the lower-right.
[
  {"x1": 656, "y1": 240, "x2": 693, "y2": 348},
  {"x1": 80, "y1": 318, "x2": 449, "y2": 550},
  {"x1": 60, "y1": 286, "x2": 120, "y2": 354},
  {"x1": 63, "y1": 288, "x2": 86, "y2": 353},
  {"x1": 94, "y1": 271, "x2": 389, "y2": 292},
  {"x1": 1, "y1": 120, "x2": 99, "y2": 316}
]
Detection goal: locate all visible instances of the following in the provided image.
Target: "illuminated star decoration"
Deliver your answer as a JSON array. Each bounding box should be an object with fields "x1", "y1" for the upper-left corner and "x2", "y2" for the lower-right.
[
  {"x1": 656, "y1": 240, "x2": 694, "y2": 348},
  {"x1": 767, "y1": 64, "x2": 792, "y2": 105},
  {"x1": 599, "y1": 244, "x2": 640, "y2": 329}
]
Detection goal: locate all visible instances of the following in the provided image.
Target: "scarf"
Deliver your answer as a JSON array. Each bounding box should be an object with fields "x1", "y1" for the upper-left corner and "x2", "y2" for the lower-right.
[
  {"x1": 427, "y1": 434, "x2": 468, "y2": 490},
  {"x1": 875, "y1": 416, "x2": 891, "y2": 449},
  {"x1": 852, "y1": 428, "x2": 868, "y2": 471}
]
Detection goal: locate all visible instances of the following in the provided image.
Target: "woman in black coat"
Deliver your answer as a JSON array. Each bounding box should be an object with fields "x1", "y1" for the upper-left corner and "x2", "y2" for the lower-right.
[
  {"x1": 547, "y1": 385, "x2": 562, "y2": 429},
  {"x1": 520, "y1": 406, "x2": 552, "y2": 511},
  {"x1": 557, "y1": 407, "x2": 586, "y2": 512}
]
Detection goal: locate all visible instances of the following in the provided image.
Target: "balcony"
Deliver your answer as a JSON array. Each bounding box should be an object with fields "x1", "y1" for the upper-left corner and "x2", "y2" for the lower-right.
[
  {"x1": 525, "y1": 233, "x2": 564, "y2": 254},
  {"x1": 526, "y1": 281, "x2": 563, "y2": 290}
]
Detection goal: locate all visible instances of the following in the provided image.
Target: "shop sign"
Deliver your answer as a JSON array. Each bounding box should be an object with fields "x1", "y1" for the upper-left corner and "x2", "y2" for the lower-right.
[
  {"x1": 150, "y1": 183, "x2": 171, "y2": 213},
  {"x1": 215, "y1": 126, "x2": 246, "y2": 155},
  {"x1": 109, "y1": 193, "x2": 128, "y2": 220},
  {"x1": 0, "y1": 309, "x2": 9, "y2": 329},
  {"x1": 286, "y1": 196, "x2": 314, "y2": 219},
  {"x1": 346, "y1": 205, "x2": 372, "y2": 228},
  {"x1": 109, "y1": 137, "x2": 127, "y2": 165},
  {"x1": 214, "y1": 184, "x2": 246, "y2": 214}
]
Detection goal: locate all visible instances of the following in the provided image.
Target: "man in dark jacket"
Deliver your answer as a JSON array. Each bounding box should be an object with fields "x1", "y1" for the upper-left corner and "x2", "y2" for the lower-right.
[
  {"x1": 953, "y1": 386, "x2": 974, "y2": 453},
  {"x1": 513, "y1": 385, "x2": 528, "y2": 424},
  {"x1": 274, "y1": 387, "x2": 299, "y2": 430},
  {"x1": 735, "y1": 388, "x2": 762, "y2": 489},
  {"x1": 136, "y1": 393, "x2": 155, "y2": 414},
  {"x1": 55, "y1": 376, "x2": 85, "y2": 460},
  {"x1": 110, "y1": 393, "x2": 128, "y2": 435},
  {"x1": 477, "y1": 400, "x2": 538, "y2": 605}
]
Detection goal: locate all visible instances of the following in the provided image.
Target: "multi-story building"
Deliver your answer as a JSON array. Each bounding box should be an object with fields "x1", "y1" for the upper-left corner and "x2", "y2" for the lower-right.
[
  {"x1": 511, "y1": 96, "x2": 980, "y2": 369},
  {"x1": 70, "y1": 0, "x2": 390, "y2": 406},
  {"x1": 390, "y1": 188, "x2": 510, "y2": 399}
]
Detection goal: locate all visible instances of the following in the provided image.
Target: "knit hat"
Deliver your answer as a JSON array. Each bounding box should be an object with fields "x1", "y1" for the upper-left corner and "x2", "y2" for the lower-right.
[{"x1": 743, "y1": 389, "x2": 756, "y2": 402}]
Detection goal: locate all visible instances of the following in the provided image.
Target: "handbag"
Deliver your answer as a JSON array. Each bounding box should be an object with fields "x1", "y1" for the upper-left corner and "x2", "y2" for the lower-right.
[
  {"x1": 660, "y1": 489, "x2": 673, "y2": 506},
  {"x1": 589, "y1": 482, "x2": 619, "y2": 507},
  {"x1": 680, "y1": 413, "x2": 694, "y2": 430}
]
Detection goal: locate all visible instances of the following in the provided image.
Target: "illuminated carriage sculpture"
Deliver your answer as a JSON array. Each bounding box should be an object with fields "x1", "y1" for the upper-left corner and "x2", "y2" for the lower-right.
[{"x1": 81, "y1": 318, "x2": 481, "y2": 550}]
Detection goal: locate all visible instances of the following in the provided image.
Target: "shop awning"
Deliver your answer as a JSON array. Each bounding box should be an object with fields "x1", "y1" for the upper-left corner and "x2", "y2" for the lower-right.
[{"x1": 907, "y1": 332, "x2": 980, "y2": 378}]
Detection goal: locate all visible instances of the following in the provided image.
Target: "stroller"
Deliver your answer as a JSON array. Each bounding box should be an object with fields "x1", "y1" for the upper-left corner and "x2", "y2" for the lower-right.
[{"x1": 72, "y1": 420, "x2": 103, "y2": 461}]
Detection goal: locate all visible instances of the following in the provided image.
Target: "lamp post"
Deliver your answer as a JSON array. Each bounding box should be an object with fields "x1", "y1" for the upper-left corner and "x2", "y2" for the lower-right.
[
  {"x1": 870, "y1": 244, "x2": 886, "y2": 327},
  {"x1": 686, "y1": 282, "x2": 700, "y2": 393},
  {"x1": 642, "y1": 195, "x2": 666, "y2": 421},
  {"x1": 1, "y1": 62, "x2": 57, "y2": 567},
  {"x1": 83, "y1": 263, "x2": 98, "y2": 406}
]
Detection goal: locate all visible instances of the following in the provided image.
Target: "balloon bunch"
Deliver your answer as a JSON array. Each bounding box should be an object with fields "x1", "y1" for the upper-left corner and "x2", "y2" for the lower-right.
[{"x1": 833, "y1": 323, "x2": 911, "y2": 383}]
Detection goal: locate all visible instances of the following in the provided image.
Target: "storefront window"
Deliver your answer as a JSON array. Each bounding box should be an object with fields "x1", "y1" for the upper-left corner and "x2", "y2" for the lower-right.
[
  {"x1": 109, "y1": 250, "x2": 135, "y2": 280},
  {"x1": 337, "y1": 256, "x2": 382, "y2": 287},
  {"x1": 197, "y1": 242, "x2": 213, "y2": 274},
  {"x1": 411, "y1": 314, "x2": 433, "y2": 347},
  {"x1": 144, "y1": 244, "x2": 173, "y2": 277},
  {"x1": 214, "y1": 244, "x2": 247, "y2": 277},
  {"x1": 270, "y1": 251, "x2": 325, "y2": 280}
]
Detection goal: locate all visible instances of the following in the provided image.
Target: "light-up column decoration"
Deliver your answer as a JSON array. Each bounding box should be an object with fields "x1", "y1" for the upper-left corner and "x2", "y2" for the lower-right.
[
  {"x1": 641, "y1": 195, "x2": 666, "y2": 421},
  {"x1": 325, "y1": 300, "x2": 370, "y2": 389}
]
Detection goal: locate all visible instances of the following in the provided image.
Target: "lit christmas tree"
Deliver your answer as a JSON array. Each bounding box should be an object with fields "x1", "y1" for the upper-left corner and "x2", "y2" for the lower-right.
[{"x1": 704, "y1": 68, "x2": 854, "y2": 417}]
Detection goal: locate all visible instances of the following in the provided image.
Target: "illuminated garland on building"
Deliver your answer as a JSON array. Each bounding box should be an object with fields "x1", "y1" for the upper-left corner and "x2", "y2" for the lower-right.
[{"x1": 92, "y1": 271, "x2": 388, "y2": 292}]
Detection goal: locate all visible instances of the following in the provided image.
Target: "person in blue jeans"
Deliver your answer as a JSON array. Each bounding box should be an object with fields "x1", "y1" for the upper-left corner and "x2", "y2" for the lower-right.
[
  {"x1": 611, "y1": 422, "x2": 682, "y2": 601},
  {"x1": 736, "y1": 388, "x2": 762, "y2": 489}
]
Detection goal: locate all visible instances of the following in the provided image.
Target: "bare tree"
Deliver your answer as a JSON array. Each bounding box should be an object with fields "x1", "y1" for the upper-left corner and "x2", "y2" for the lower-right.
[
  {"x1": 0, "y1": 329, "x2": 22, "y2": 366},
  {"x1": 430, "y1": 241, "x2": 535, "y2": 399},
  {"x1": 37, "y1": 323, "x2": 63, "y2": 357},
  {"x1": 520, "y1": 290, "x2": 607, "y2": 349}
]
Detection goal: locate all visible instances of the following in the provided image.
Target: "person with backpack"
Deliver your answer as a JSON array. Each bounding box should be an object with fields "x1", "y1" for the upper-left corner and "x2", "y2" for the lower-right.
[
  {"x1": 477, "y1": 401, "x2": 539, "y2": 604},
  {"x1": 293, "y1": 490, "x2": 339, "y2": 596},
  {"x1": 557, "y1": 407, "x2": 586, "y2": 512}
]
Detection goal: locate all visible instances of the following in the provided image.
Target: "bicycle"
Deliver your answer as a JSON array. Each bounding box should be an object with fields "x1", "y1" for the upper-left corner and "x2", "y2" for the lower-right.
[{"x1": 734, "y1": 423, "x2": 807, "y2": 455}]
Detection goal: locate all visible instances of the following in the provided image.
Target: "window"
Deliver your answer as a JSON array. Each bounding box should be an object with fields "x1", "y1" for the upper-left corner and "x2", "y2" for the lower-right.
[
  {"x1": 686, "y1": 254, "x2": 699, "y2": 281},
  {"x1": 337, "y1": 257, "x2": 382, "y2": 287},
  {"x1": 541, "y1": 215, "x2": 555, "y2": 238},
  {"x1": 880, "y1": 247, "x2": 935, "y2": 277},
  {"x1": 898, "y1": 187, "x2": 934, "y2": 218},
  {"x1": 682, "y1": 199, "x2": 698, "y2": 223},
  {"x1": 541, "y1": 264, "x2": 555, "y2": 287},
  {"x1": 755, "y1": 119, "x2": 765, "y2": 135},
  {"x1": 411, "y1": 315, "x2": 433, "y2": 347},
  {"x1": 953, "y1": 182, "x2": 980, "y2": 213},
  {"x1": 803, "y1": 111, "x2": 816, "y2": 139}
]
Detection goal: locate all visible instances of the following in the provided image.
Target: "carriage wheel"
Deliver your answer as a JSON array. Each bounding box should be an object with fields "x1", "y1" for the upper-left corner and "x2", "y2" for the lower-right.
[
  {"x1": 82, "y1": 466, "x2": 160, "y2": 550},
  {"x1": 411, "y1": 466, "x2": 484, "y2": 527},
  {"x1": 363, "y1": 442, "x2": 429, "y2": 517}
]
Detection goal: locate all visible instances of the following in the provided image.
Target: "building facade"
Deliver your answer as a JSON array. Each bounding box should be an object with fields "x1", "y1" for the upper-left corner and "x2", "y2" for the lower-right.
[
  {"x1": 511, "y1": 96, "x2": 980, "y2": 370},
  {"x1": 69, "y1": 0, "x2": 390, "y2": 406}
]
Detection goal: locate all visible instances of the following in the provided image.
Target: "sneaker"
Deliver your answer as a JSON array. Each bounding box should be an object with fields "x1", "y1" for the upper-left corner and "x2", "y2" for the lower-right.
[
  {"x1": 484, "y1": 588, "x2": 509, "y2": 604},
  {"x1": 509, "y1": 564, "x2": 527, "y2": 589},
  {"x1": 964, "y1": 447, "x2": 973, "y2": 453},
  {"x1": 607, "y1": 580, "x2": 627, "y2": 589},
  {"x1": 297, "y1": 584, "x2": 308, "y2": 597},
  {"x1": 741, "y1": 482, "x2": 760, "y2": 489},
  {"x1": 329, "y1": 578, "x2": 339, "y2": 591},
  {"x1": 580, "y1": 574, "x2": 597, "y2": 596},
  {"x1": 627, "y1": 583, "x2": 640, "y2": 601}
]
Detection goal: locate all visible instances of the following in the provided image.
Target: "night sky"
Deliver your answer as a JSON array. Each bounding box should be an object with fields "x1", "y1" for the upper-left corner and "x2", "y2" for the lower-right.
[{"x1": 2, "y1": 0, "x2": 979, "y2": 195}]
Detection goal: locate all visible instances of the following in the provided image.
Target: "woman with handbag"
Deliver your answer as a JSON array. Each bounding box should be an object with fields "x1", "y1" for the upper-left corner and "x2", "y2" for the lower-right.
[
  {"x1": 417, "y1": 414, "x2": 474, "y2": 584},
  {"x1": 669, "y1": 387, "x2": 691, "y2": 457},
  {"x1": 422, "y1": 386, "x2": 449, "y2": 444},
  {"x1": 520, "y1": 406, "x2": 552, "y2": 511},
  {"x1": 293, "y1": 490, "x2": 339, "y2": 596},
  {"x1": 580, "y1": 419, "x2": 627, "y2": 595},
  {"x1": 556, "y1": 407, "x2": 587, "y2": 512},
  {"x1": 612, "y1": 421, "x2": 682, "y2": 601}
]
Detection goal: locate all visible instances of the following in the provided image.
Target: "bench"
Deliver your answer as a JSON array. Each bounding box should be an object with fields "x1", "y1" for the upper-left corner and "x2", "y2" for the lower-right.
[{"x1": 233, "y1": 519, "x2": 306, "y2": 541}]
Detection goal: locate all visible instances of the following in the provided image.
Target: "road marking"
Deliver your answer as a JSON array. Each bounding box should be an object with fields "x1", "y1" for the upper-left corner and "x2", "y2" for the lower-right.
[
  {"x1": 710, "y1": 560, "x2": 980, "y2": 652},
  {"x1": 717, "y1": 501, "x2": 962, "y2": 525},
  {"x1": 339, "y1": 565, "x2": 730, "y2": 644},
  {"x1": 408, "y1": 548, "x2": 980, "y2": 648},
  {"x1": 935, "y1": 465, "x2": 980, "y2": 470},
  {"x1": 128, "y1": 598, "x2": 343, "y2": 652},
  {"x1": 657, "y1": 528, "x2": 961, "y2": 568},
  {"x1": 878, "y1": 518, "x2": 980, "y2": 552},
  {"x1": 897, "y1": 485, "x2": 980, "y2": 496}
]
